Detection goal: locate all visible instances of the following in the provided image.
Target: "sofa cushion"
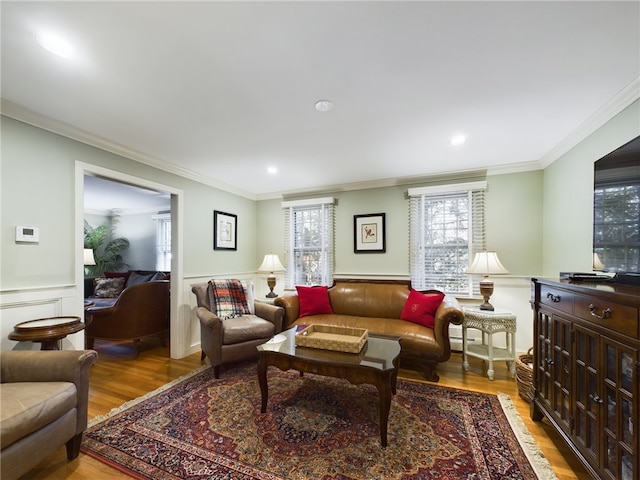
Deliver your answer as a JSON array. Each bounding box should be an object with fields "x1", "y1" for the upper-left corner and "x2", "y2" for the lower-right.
[
  {"x1": 0, "y1": 382, "x2": 77, "y2": 449},
  {"x1": 400, "y1": 290, "x2": 445, "y2": 329},
  {"x1": 296, "y1": 285, "x2": 333, "y2": 317},
  {"x1": 93, "y1": 277, "x2": 125, "y2": 298},
  {"x1": 208, "y1": 279, "x2": 251, "y2": 320},
  {"x1": 291, "y1": 315, "x2": 441, "y2": 354}
]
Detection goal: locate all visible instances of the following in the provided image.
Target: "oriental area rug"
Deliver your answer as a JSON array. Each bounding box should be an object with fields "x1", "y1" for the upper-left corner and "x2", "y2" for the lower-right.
[{"x1": 81, "y1": 362, "x2": 557, "y2": 480}]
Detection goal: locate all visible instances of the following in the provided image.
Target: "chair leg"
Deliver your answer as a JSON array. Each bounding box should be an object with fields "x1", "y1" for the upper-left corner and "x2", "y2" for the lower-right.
[
  {"x1": 201, "y1": 350, "x2": 206, "y2": 361},
  {"x1": 213, "y1": 365, "x2": 221, "y2": 379},
  {"x1": 65, "y1": 433, "x2": 83, "y2": 460}
]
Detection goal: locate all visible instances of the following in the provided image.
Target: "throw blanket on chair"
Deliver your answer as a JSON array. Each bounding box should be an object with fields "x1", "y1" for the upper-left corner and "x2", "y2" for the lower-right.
[{"x1": 207, "y1": 279, "x2": 251, "y2": 319}]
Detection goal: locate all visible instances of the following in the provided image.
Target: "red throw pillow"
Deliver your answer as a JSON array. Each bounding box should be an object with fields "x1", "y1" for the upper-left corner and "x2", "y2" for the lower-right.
[
  {"x1": 400, "y1": 290, "x2": 445, "y2": 329},
  {"x1": 296, "y1": 285, "x2": 333, "y2": 318}
]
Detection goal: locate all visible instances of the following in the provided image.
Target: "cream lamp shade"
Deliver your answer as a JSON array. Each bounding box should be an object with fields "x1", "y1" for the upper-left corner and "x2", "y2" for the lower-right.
[
  {"x1": 467, "y1": 251, "x2": 509, "y2": 311},
  {"x1": 83, "y1": 249, "x2": 96, "y2": 266},
  {"x1": 258, "y1": 254, "x2": 286, "y2": 298}
]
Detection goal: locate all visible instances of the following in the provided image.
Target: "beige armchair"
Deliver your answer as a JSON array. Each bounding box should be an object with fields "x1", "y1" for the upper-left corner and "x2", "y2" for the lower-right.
[
  {"x1": 0, "y1": 349, "x2": 98, "y2": 480},
  {"x1": 191, "y1": 282, "x2": 284, "y2": 378}
]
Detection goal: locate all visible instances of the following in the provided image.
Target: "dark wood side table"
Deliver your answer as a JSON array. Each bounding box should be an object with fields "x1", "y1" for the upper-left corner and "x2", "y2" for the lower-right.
[{"x1": 8, "y1": 316, "x2": 85, "y2": 350}]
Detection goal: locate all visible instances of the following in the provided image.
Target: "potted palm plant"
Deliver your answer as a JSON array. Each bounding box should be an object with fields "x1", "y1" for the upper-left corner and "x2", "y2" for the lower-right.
[{"x1": 84, "y1": 215, "x2": 130, "y2": 276}]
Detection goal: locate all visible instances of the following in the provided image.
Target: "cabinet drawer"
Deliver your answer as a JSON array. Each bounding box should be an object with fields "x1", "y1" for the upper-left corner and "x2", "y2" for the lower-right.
[
  {"x1": 574, "y1": 294, "x2": 639, "y2": 339},
  {"x1": 540, "y1": 286, "x2": 573, "y2": 314}
]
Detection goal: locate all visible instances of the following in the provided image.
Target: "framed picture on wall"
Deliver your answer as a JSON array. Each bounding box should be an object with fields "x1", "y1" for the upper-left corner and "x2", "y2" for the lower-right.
[
  {"x1": 214, "y1": 210, "x2": 237, "y2": 250},
  {"x1": 354, "y1": 213, "x2": 386, "y2": 253}
]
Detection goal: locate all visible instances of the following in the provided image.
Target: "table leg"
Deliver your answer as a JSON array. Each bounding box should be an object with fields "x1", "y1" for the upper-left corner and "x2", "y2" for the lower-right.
[
  {"x1": 376, "y1": 374, "x2": 394, "y2": 447},
  {"x1": 487, "y1": 330, "x2": 495, "y2": 381},
  {"x1": 462, "y1": 324, "x2": 469, "y2": 372},
  {"x1": 257, "y1": 355, "x2": 268, "y2": 413}
]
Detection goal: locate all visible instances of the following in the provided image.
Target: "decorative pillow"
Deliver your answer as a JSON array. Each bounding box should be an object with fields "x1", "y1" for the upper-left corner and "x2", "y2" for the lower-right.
[
  {"x1": 126, "y1": 271, "x2": 154, "y2": 288},
  {"x1": 296, "y1": 285, "x2": 333, "y2": 318},
  {"x1": 207, "y1": 279, "x2": 251, "y2": 320},
  {"x1": 93, "y1": 277, "x2": 126, "y2": 298},
  {"x1": 400, "y1": 290, "x2": 445, "y2": 329},
  {"x1": 105, "y1": 271, "x2": 131, "y2": 283}
]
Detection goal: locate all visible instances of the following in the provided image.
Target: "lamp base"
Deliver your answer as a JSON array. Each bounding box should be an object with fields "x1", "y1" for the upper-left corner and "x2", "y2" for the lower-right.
[
  {"x1": 265, "y1": 275, "x2": 277, "y2": 298},
  {"x1": 478, "y1": 277, "x2": 495, "y2": 311}
]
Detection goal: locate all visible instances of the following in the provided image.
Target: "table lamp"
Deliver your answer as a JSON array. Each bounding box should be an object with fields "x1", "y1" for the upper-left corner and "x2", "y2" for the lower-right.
[
  {"x1": 258, "y1": 254, "x2": 286, "y2": 298},
  {"x1": 84, "y1": 248, "x2": 96, "y2": 276},
  {"x1": 467, "y1": 251, "x2": 509, "y2": 311}
]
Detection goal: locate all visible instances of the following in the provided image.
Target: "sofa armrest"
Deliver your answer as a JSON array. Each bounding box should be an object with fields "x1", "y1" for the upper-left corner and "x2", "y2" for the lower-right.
[
  {"x1": 432, "y1": 294, "x2": 464, "y2": 352},
  {"x1": 274, "y1": 293, "x2": 300, "y2": 329},
  {"x1": 255, "y1": 302, "x2": 284, "y2": 333},
  {"x1": 0, "y1": 350, "x2": 98, "y2": 384}
]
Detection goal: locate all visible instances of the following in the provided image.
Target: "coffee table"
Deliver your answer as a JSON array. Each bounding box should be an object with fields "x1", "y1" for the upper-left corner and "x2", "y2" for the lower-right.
[{"x1": 257, "y1": 327, "x2": 401, "y2": 447}]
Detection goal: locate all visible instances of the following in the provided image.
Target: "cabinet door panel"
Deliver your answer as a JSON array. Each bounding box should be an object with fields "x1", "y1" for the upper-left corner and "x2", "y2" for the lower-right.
[
  {"x1": 574, "y1": 324, "x2": 601, "y2": 466},
  {"x1": 602, "y1": 338, "x2": 637, "y2": 480}
]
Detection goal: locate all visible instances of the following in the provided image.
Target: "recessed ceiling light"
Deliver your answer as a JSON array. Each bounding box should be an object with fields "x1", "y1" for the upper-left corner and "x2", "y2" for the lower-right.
[
  {"x1": 314, "y1": 100, "x2": 333, "y2": 112},
  {"x1": 450, "y1": 134, "x2": 466, "y2": 146},
  {"x1": 35, "y1": 32, "x2": 74, "y2": 58},
  {"x1": 267, "y1": 166, "x2": 278, "y2": 175}
]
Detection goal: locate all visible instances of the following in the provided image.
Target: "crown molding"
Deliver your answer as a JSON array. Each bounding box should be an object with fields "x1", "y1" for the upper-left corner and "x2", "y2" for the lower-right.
[
  {"x1": 539, "y1": 76, "x2": 640, "y2": 169},
  {"x1": 0, "y1": 99, "x2": 258, "y2": 201}
]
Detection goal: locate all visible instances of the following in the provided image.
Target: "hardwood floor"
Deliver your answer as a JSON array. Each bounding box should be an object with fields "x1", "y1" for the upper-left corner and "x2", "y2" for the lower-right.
[{"x1": 22, "y1": 339, "x2": 589, "y2": 479}]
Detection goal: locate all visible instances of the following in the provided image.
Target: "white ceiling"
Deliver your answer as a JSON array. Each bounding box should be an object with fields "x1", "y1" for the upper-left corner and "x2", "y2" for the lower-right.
[{"x1": 2, "y1": 1, "x2": 639, "y2": 201}]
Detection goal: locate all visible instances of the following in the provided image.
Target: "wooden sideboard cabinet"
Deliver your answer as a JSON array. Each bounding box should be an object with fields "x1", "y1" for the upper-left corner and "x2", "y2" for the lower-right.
[{"x1": 530, "y1": 278, "x2": 639, "y2": 480}]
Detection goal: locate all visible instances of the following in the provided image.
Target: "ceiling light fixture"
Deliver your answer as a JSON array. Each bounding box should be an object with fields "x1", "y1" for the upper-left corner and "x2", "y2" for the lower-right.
[
  {"x1": 36, "y1": 32, "x2": 74, "y2": 58},
  {"x1": 267, "y1": 166, "x2": 278, "y2": 175},
  {"x1": 314, "y1": 100, "x2": 334, "y2": 112},
  {"x1": 450, "y1": 134, "x2": 466, "y2": 146}
]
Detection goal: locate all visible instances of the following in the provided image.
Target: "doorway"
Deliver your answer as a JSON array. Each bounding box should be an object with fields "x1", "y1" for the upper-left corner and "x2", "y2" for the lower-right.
[{"x1": 76, "y1": 162, "x2": 185, "y2": 358}]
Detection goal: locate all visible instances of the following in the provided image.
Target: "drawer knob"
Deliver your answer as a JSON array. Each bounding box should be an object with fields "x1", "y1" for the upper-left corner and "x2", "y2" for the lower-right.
[
  {"x1": 546, "y1": 292, "x2": 561, "y2": 302},
  {"x1": 588, "y1": 304, "x2": 612, "y2": 319}
]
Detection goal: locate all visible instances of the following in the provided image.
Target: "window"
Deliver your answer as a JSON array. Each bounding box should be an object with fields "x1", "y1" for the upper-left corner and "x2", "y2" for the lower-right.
[
  {"x1": 282, "y1": 197, "x2": 335, "y2": 287},
  {"x1": 408, "y1": 182, "x2": 486, "y2": 296},
  {"x1": 152, "y1": 213, "x2": 171, "y2": 271}
]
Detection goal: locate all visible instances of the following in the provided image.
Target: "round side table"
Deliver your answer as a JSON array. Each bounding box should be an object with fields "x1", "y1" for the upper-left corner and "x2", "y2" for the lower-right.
[
  {"x1": 8, "y1": 316, "x2": 85, "y2": 350},
  {"x1": 462, "y1": 307, "x2": 516, "y2": 381}
]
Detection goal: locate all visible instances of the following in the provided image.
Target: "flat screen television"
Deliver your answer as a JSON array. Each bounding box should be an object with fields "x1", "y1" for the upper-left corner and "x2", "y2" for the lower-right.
[{"x1": 593, "y1": 135, "x2": 640, "y2": 284}]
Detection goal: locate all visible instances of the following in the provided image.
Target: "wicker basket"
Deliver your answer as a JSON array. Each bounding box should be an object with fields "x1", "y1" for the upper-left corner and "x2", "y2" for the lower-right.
[
  {"x1": 296, "y1": 324, "x2": 368, "y2": 353},
  {"x1": 516, "y1": 347, "x2": 535, "y2": 402}
]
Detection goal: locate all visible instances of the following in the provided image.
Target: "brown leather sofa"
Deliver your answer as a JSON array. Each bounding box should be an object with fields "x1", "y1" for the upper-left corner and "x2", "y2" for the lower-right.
[
  {"x1": 85, "y1": 280, "x2": 170, "y2": 356},
  {"x1": 274, "y1": 280, "x2": 464, "y2": 382},
  {"x1": 192, "y1": 282, "x2": 284, "y2": 378},
  {"x1": 0, "y1": 349, "x2": 98, "y2": 480}
]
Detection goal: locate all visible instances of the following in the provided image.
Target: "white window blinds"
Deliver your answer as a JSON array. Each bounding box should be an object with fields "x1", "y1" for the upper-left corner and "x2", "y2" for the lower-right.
[
  {"x1": 152, "y1": 213, "x2": 171, "y2": 271},
  {"x1": 282, "y1": 197, "x2": 335, "y2": 287},
  {"x1": 408, "y1": 182, "x2": 486, "y2": 296}
]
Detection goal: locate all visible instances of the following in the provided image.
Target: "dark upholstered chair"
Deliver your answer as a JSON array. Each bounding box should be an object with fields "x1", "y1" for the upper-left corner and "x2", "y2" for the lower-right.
[
  {"x1": 0, "y1": 350, "x2": 98, "y2": 480},
  {"x1": 191, "y1": 282, "x2": 284, "y2": 378},
  {"x1": 85, "y1": 280, "x2": 170, "y2": 356}
]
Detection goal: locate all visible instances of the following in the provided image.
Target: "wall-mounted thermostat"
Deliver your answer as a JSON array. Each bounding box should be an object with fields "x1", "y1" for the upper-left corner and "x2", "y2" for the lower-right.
[{"x1": 15, "y1": 226, "x2": 39, "y2": 243}]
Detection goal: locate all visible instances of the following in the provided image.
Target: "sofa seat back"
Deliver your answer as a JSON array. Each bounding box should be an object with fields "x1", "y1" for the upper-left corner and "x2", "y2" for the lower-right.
[
  {"x1": 328, "y1": 281, "x2": 410, "y2": 318},
  {"x1": 0, "y1": 382, "x2": 77, "y2": 450}
]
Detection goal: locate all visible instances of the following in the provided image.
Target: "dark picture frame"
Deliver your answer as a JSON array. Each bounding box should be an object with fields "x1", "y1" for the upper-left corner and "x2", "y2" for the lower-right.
[
  {"x1": 354, "y1": 213, "x2": 386, "y2": 253},
  {"x1": 214, "y1": 210, "x2": 237, "y2": 250}
]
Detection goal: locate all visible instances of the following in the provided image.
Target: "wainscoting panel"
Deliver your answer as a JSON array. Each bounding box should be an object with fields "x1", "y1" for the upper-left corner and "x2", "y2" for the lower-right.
[{"x1": 0, "y1": 285, "x2": 84, "y2": 352}]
